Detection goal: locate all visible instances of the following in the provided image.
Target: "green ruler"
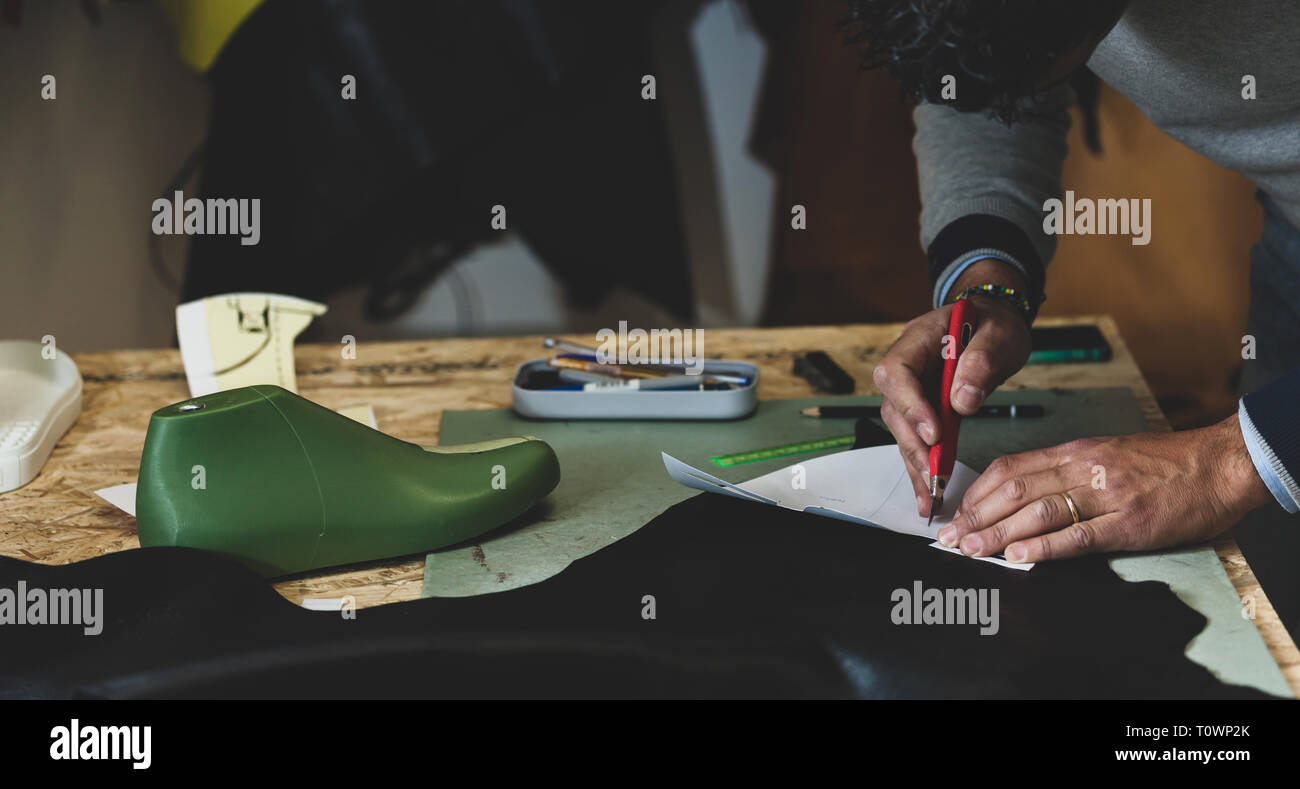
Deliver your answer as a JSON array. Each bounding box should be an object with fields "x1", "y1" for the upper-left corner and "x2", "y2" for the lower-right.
[{"x1": 710, "y1": 433, "x2": 854, "y2": 467}]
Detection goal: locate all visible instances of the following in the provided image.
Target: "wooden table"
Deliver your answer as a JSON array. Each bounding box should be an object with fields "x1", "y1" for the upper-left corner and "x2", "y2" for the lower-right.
[{"x1": 2, "y1": 315, "x2": 1296, "y2": 694}]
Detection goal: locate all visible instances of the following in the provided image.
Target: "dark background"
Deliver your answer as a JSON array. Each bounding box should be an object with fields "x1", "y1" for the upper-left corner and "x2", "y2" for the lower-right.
[{"x1": 0, "y1": 0, "x2": 1263, "y2": 429}]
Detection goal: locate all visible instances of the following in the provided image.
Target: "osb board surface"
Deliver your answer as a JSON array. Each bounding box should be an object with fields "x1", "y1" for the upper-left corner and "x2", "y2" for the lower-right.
[{"x1": 2, "y1": 315, "x2": 1294, "y2": 694}]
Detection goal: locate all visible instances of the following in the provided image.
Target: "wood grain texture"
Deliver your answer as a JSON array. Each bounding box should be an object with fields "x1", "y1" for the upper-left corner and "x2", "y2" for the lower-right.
[{"x1": 2, "y1": 315, "x2": 1293, "y2": 693}]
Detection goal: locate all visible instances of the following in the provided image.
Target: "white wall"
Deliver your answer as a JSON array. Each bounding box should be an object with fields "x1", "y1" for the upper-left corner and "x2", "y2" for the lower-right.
[{"x1": 0, "y1": 1, "x2": 209, "y2": 353}]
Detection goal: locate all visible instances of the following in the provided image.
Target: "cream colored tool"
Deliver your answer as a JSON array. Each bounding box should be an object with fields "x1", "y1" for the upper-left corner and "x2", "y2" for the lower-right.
[
  {"x1": 0, "y1": 340, "x2": 82, "y2": 494},
  {"x1": 176, "y1": 292, "x2": 327, "y2": 397}
]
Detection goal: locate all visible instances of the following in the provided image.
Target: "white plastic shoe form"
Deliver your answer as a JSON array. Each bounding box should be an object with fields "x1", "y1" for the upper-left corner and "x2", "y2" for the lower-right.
[{"x1": 0, "y1": 340, "x2": 82, "y2": 494}]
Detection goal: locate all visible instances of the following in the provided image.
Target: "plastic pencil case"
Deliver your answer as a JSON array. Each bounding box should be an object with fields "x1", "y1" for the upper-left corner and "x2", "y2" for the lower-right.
[{"x1": 511, "y1": 359, "x2": 759, "y2": 420}]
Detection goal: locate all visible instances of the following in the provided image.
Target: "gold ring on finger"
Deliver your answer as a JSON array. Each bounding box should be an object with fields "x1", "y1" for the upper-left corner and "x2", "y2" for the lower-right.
[{"x1": 1060, "y1": 491, "x2": 1081, "y2": 524}]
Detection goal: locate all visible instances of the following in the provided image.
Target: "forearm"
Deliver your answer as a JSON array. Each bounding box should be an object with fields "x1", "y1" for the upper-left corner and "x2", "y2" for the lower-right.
[{"x1": 913, "y1": 86, "x2": 1073, "y2": 312}]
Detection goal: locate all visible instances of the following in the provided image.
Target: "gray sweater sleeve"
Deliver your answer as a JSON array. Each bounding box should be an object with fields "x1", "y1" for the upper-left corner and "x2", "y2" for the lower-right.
[{"x1": 911, "y1": 84, "x2": 1073, "y2": 311}]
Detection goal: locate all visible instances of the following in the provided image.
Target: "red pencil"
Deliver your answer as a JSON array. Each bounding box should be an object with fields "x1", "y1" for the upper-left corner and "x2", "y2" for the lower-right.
[{"x1": 927, "y1": 298, "x2": 975, "y2": 527}]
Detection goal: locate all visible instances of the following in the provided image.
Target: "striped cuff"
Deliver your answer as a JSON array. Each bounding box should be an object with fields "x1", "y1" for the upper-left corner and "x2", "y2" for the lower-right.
[
  {"x1": 1238, "y1": 398, "x2": 1300, "y2": 514},
  {"x1": 933, "y1": 250, "x2": 1029, "y2": 308},
  {"x1": 926, "y1": 214, "x2": 1046, "y2": 319}
]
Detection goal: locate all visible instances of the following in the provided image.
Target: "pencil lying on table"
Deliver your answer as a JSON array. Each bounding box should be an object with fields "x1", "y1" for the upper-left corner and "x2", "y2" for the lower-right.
[{"x1": 801, "y1": 404, "x2": 1044, "y2": 419}]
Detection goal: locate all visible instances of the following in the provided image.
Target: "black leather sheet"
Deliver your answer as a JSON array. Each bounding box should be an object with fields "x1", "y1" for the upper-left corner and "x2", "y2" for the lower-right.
[{"x1": 0, "y1": 492, "x2": 1270, "y2": 699}]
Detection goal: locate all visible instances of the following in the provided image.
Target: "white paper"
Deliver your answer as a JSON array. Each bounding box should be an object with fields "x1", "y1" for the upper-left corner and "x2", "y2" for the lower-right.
[
  {"x1": 175, "y1": 298, "x2": 218, "y2": 397},
  {"x1": 662, "y1": 446, "x2": 1033, "y2": 570},
  {"x1": 94, "y1": 483, "x2": 137, "y2": 517},
  {"x1": 301, "y1": 597, "x2": 352, "y2": 611},
  {"x1": 927, "y1": 541, "x2": 1032, "y2": 571},
  {"x1": 335, "y1": 403, "x2": 378, "y2": 429}
]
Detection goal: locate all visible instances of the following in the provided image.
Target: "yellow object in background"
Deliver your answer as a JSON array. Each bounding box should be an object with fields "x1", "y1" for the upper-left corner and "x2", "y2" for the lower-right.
[{"x1": 157, "y1": 0, "x2": 264, "y2": 72}]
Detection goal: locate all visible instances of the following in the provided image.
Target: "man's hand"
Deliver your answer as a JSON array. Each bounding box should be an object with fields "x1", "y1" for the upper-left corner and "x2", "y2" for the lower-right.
[
  {"x1": 937, "y1": 414, "x2": 1275, "y2": 563},
  {"x1": 873, "y1": 258, "x2": 1032, "y2": 516}
]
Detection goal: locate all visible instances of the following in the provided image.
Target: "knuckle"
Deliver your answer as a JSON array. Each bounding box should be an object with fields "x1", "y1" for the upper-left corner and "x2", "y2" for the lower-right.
[
  {"x1": 898, "y1": 399, "x2": 924, "y2": 420},
  {"x1": 1000, "y1": 476, "x2": 1028, "y2": 503},
  {"x1": 1060, "y1": 437, "x2": 1100, "y2": 461},
  {"x1": 960, "y1": 349, "x2": 996, "y2": 382},
  {"x1": 1033, "y1": 495, "x2": 1060, "y2": 524},
  {"x1": 1106, "y1": 472, "x2": 1127, "y2": 493},
  {"x1": 871, "y1": 364, "x2": 889, "y2": 388},
  {"x1": 1069, "y1": 521, "x2": 1097, "y2": 552},
  {"x1": 963, "y1": 505, "x2": 984, "y2": 533}
]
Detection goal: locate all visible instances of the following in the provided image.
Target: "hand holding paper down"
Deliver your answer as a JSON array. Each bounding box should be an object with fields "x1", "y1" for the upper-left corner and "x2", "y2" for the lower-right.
[{"x1": 662, "y1": 446, "x2": 1033, "y2": 570}]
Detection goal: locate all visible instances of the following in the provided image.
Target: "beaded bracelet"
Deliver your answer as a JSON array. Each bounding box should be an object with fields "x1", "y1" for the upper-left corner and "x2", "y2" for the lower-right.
[{"x1": 951, "y1": 283, "x2": 1035, "y2": 325}]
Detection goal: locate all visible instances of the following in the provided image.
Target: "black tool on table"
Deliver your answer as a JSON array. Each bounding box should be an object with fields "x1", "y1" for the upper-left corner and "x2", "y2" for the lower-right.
[{"x1": 793, "y1": 351, "x2": 855, "y2": 394}]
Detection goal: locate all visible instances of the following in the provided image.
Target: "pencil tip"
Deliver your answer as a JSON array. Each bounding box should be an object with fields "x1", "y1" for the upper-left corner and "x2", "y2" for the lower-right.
[{"x1": 801, "y1": 407, "x2": 818, "y2": 417}]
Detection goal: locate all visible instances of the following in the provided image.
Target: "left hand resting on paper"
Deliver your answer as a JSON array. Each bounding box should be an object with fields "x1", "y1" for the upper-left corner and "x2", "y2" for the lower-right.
[{"x1": 936, "y1": 413, "x2": 1274, "y2": 563}]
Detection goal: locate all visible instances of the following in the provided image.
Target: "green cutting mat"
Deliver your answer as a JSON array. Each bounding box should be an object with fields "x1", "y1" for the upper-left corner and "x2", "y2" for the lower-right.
[{"x1": 425, "y1": 387, "x2": 1290, "y2": 697}]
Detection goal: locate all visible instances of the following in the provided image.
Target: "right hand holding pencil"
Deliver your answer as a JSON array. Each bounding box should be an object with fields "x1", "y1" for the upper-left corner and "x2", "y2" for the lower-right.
[{"x1": 872, "y1": 259, "x2": 1033, "y2": 517}]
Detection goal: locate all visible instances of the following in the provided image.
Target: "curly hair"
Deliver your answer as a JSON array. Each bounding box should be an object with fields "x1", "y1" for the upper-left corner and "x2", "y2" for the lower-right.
[{"x1": 842, "y1": 0, "x2": 1129, "y2": 122}]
